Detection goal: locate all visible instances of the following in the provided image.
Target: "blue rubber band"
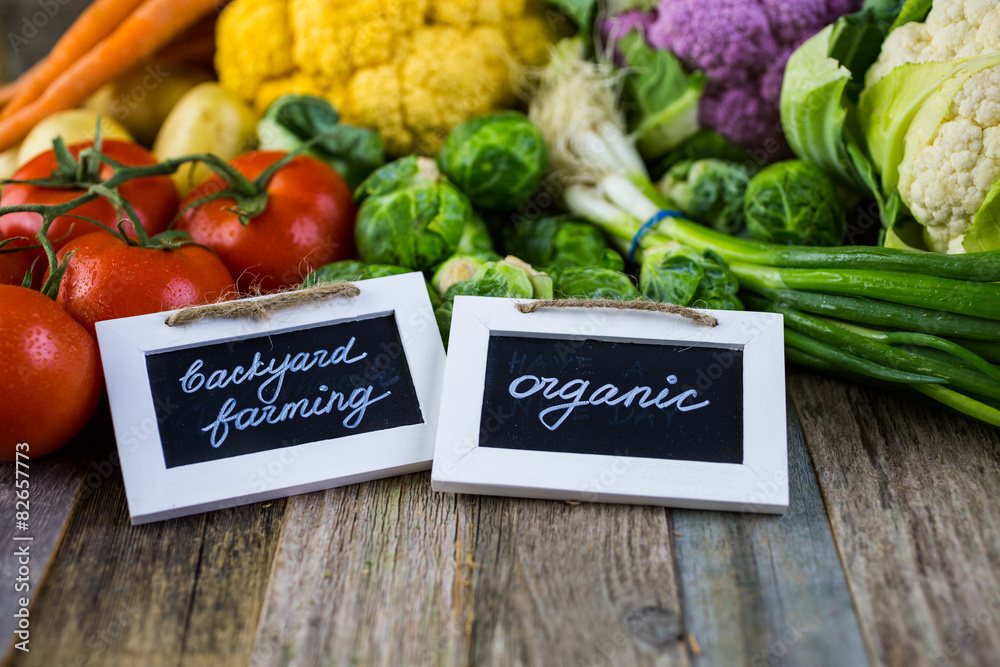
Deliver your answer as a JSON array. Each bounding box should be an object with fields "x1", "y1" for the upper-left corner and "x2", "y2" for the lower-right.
[{"x1": 628, "y1": 210, "x2": 686, "y2": 262}]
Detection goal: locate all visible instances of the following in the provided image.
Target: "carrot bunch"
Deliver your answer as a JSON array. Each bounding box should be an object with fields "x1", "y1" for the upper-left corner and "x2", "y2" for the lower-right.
[{"x1": 0, "y1": 0, "x2": 225, "y2": 152}]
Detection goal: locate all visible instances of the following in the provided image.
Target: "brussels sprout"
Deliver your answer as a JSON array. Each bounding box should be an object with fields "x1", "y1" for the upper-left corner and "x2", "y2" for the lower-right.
[
  {"x1": 503, "y1": 255, "x2": 554, "y2": 300},
  {"x1": 457, "y1": 212, "x2": 497, "y2": 254},
  {"x1": 503, "y1": 215, "x2": 624, "y2": 271},
  {"x1": 258, "y1": 94, "x2": 384, "y2": 190},
  {"x1": 639, "y1": 245, "x2": 743, "y2": 310},
  {"x1": 658, "y1": 159, "x2": 753, "y2": 235},
  {"x1": 431, "y1": 252, "x2": 500, "y2": 295},
  {"x1": 437, "y1": 111, "x2": 549, "y2": 211},
  {"x1": 302, "y1": 260, "x2": 393, "y2": 286},
  {"x1": 302, "y1": 259, "x2": 441, "y2": 308},
  {"x1": 434, "y1": 259, "x2": 539, "y2": 342},
  {"x1": 354, "y1": 157, "x2": 471, "y2": 271},
  {"x1": 553, "y1": 267, "x2": 639, "y2": 300},
  {"x1": 743, "y1": 160, "x2": 846, "y2": 246}
]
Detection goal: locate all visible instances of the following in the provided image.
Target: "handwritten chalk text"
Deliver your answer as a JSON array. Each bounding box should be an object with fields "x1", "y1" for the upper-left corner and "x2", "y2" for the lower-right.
[{"x1": 508, "y1": 374, "x2": 709, "y2": 430}]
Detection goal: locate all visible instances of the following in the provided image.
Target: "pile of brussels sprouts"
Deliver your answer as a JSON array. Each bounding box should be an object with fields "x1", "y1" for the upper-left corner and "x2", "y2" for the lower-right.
[
  {"x1": 657, "y1": 157, "x2": 847, "y2": 246},
  {"x1": 301, "y1": 110, "x2": 841, "y2": 343}
]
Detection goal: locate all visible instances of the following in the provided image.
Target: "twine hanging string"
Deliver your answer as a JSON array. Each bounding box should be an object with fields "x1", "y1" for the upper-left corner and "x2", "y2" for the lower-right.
[
  {"x1": 164, "y1": 282, "x2": 361, "y2": 327},
  {"x1": 515, "y1": 298, "x2": 718, "y2": 327}
]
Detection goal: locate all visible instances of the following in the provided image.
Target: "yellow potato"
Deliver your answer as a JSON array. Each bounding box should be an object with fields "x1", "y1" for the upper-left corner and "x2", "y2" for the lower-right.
[
  {"x1": 0, "y1": 146, "x2": 20, "y2": 181},
  {"x1": 85, "y1": 60, "x2": 213, "y2": 146},
  {"x1": 17, "y1": 110, "x2": 132, "y2": 167},
  {"x1": 153, "y1": 82, "x2": 259, "y2": 196}
]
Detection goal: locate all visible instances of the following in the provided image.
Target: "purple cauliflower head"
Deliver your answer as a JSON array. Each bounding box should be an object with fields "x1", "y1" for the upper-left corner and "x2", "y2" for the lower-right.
[
  {"x1": 604, "y1": 0, "x2": 863, "y2": 156},
  {"x1": 699, "y1": 84, "x2": 780, "y2": 153},
  {"x1": 647, "y1": 0, "x2": 778, "y2": 85},
  {"x1": 759, "y1": 0, "x2": 831, "y2": 46},
  {"x1": 761, "y1": 48, "x2": 793, "y2": 105}
]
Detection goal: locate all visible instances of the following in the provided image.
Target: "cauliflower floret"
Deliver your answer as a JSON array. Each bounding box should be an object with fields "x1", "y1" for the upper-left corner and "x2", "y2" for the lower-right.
[
  {"x1": 759, "y1": 0, "x2": 831, "y2": 46},
  {"x1": 216, "y1": 0, "x2": 559, "y2": 155},
  {"x1": 899, "y1": 68, "x2": 1000, "y2": 252},
  {"x1": 648, "y1": 0, "x2": 778, "y2": 86},
  {"x1": 214, "y1": 0, "x2": 297, "y2": 102},
  {"x1": 867, "y1": 0, "x2": 1000, "y2": 87}
]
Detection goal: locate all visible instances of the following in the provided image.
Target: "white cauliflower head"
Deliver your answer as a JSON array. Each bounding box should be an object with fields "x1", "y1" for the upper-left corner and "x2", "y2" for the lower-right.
[
  {"x1": 863, "y1": 1, "x2": 1000, "y2": 253},
  {"x1": 867, "y1": 0, "x2": 1000, "y2": 87},
  {"x1": 898, "y1": 67, "x2": 1000, "y2": 252}
]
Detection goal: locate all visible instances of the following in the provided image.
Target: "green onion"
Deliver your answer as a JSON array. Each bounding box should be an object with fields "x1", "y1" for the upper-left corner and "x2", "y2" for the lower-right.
[
  {"x1": 951, "y1": 339, "x2": 1000, "y2": 364},
  {"x1": 757, "y1": 290, "x2": 1000, "y2": 341},
  {"x1": 784, "y1": 330, "x2": 945, "y2": 384},
  {"x1": 730, "y1": 264, "x2": 1000, "y2": 320}
]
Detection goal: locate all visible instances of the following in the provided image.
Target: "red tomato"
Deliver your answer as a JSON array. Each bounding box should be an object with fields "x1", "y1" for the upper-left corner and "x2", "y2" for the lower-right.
[
  {"x1": 0, "y1": 234, "x2": 33, "y2": 286},
  {"x1": 176, "y1": 151, "x2": 356, "y2": 293},
  {"x1": 0, "y1": 140, "x2": 179, "y2": 262},
  {"x1": 55, "y1": 231, "x2": 236, "y2": 337},
  {"x1": 0, "y1": 285, "x2": 101, "y2": 460}
]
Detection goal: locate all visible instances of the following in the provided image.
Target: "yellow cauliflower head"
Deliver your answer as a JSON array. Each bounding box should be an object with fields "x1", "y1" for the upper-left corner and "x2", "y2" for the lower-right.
[{"x1": 216, "y1": 0, "x2": 559, "y2": 155}]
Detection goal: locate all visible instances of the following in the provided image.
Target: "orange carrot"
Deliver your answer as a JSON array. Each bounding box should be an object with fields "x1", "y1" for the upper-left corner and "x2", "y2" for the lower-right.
[
  {"x1": 0, "y1": 0, "x2": 148, "y2": 120},
  {"x1": 0, "y1": 81, "x2": 21, "y2": 109},
  {"x1": 0, "y1": 61, "x2": 42, "y2": 108},
  {"x1": 0, "y1": 0, "x2": 225, "y2": 152}
]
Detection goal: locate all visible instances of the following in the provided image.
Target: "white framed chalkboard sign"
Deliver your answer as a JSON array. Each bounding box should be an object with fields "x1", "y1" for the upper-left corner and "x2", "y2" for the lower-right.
[
  {"x1": 431, "y1": 296, "x2": 788, "y2": 514},
  {"x1": 96, "y1": 273, "x2": 445, "y2": 524}
]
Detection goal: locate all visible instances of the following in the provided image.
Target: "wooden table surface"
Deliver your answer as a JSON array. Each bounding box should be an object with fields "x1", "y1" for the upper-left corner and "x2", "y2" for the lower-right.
[{"x1": 2, "y1": 370, "x2": 999, "y2": 667}]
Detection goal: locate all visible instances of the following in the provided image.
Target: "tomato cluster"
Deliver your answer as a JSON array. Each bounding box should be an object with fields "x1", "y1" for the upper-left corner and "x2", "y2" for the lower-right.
[{"x1": 0, "y1": 140, "x2": 357, "y2": 459}]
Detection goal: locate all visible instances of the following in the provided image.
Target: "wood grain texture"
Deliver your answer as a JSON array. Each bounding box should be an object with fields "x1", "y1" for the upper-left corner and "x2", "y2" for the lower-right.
[
  {"x1": 251, "y1": 473, "x2": 473, "y2": 667},
  {"x1": 790, "y1": 371, "x2": 1000, "y2": 667},
  {"x1": 4, "y1": 458, "x2": 285, "y2": 667},
  {"x1": 0, "y1": 408, "x2": 111, "y2": 656},
  {"x1": 671, "y1": 400, "x2": 868, "y2": 666},
  {"x1": 253, "y1": 473, "x2": 690, "y2": 666},
  {"x1": 467, "y1": 496, "x2": 689, "y2": 667}
]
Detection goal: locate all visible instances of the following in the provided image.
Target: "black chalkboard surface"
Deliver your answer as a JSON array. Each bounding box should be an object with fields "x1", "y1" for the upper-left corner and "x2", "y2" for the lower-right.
[
  {"x1": 146, "y1": 314, "x2": 423, "y2": 468},
  {"x1": 478, "y1": 335, "x2": 743, "y2": 464}
]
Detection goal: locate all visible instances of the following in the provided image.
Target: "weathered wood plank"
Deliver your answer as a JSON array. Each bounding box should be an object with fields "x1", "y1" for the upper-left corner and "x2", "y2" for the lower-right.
[
  {"x1": 5, "y1": 452, "x2": 285, "y2": 667},
  {"x1": 0, "y1": 408, "x2": 112, "y2": 661},
  {"x1": 671, "y1": 399, "x2": 868, "y2": 666},
  {"x1": 467, "y1": 496, "x2": 689, "y2": 666},
  {"x1": 790, "y1": 371, "x2": 1000, "y2": 667},
  {"x1": 250, "y1": 473, "x2": 474, "y2": 667},
  {"x1": 177, "y1": 499, "x2": 288, "y2": 666}
]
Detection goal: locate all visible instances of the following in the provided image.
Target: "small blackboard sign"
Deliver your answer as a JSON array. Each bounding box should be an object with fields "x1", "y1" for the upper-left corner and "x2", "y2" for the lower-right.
[
  {"x1": 478, "y1": 335, "x2": 743, "y2": 463},
  {"x1": 432, "y1": 296, "x2": 788, "y2": 514},
  {"x1": 97, "y1": 273, "x2": 445, "y2": 524},
  {"x1": 146, "y1": 314, "x2": 423, "y2": 469}
]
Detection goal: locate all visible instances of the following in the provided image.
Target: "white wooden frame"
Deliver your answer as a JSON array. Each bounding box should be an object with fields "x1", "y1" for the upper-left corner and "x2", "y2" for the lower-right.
[
  {"x1": 431, "y1": 296, "x2": 788, "y2": 514},
  {"x1": 96, "y1": 273, "x2": 445, "y2": 524}
]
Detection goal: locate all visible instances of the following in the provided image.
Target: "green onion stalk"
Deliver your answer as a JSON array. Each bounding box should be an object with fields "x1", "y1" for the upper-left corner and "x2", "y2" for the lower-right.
[{"x1": 528, "y1": 39, "x2": 1000, "y2": 427}]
